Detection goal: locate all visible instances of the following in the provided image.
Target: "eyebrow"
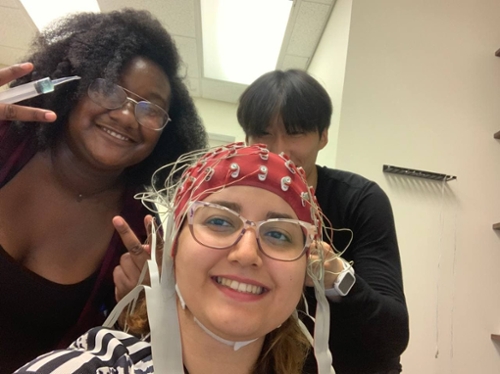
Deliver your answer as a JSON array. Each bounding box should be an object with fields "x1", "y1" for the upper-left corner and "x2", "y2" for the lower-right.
[
  {"x1": 208, "y1": 200, "x2": 295, "y2": 220},
  {"x1": 209, "y1": 200, "x2": 241, "y2": 213},
  {"x1": 266, "y1": 212, "x2": 295, "y2": 220},
  {"x1": 148, "y1": 92, "x2": 169, "y2": 109},
  {"x1": 122, "y1": 85, "x2": 169, "y2": 109}
]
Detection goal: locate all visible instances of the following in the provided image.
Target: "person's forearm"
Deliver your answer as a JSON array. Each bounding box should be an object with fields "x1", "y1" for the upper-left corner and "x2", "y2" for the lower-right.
[{"x1": 328, "y1": 275, "x2": 409, "y2": 358}]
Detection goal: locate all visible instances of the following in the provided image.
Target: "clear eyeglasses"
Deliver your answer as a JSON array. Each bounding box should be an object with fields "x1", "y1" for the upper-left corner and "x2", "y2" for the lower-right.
[
  {"x1": 87, "y1": 78, "x2": 171, "y2": 131},
  {"x1": 187, "y1": 201, "x2": 316, "y2": 262}
]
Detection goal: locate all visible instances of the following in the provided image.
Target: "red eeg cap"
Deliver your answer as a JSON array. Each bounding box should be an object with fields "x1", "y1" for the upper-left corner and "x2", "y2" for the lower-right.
[{"x1": 173, "y1": 142, "x2": 321, "y2": 231}]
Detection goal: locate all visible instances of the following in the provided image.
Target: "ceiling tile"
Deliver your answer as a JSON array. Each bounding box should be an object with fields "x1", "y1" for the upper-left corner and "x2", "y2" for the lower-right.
[
  {"x1": 281, "y1": 55, "x2": 310, "y2": 71},
  {"x1": 174, "y1": 36, "x2": 200, "y2": 78},
  {"x1": 0, "y1": 6, "x2": 36, "y2": 54},
  {"x1": 98, "y1": 0, "x2": 197, "y2": 38},
  {"x1": 201, "y1": 78, "x2": 247, "y2": 104},
  {"x1": 185, "y1": 77, "x2": 201, "y2": 97},
  {"x1": 304, "y1": 0, "x2": 336, "y2": 5},
  {"x1": 0, "y1": 0, "x2": 21, "y2": 7},
  {"x1": 286, "y1": 1, "x2": 331, "y2": 57}
]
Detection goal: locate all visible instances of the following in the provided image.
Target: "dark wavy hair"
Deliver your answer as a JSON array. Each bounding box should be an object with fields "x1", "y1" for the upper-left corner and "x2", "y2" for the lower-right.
[
  {"x1": 11, "y1": 8, "x2": 207, "y2": 187},
  {"x1": 237, "y1": 69, "x2": 332, "y2": 136}
]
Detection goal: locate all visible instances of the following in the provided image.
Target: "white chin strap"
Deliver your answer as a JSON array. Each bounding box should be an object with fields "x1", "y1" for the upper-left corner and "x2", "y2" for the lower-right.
[{"x1": 175, "y1": 284, "x2": 258, "y2": 351}]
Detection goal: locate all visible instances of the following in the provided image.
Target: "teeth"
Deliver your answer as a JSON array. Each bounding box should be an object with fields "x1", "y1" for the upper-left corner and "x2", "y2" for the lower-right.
[
  {"x1": 216, "y1": 277, "x2": 263, "y2": 295},
  {"x1": 101, "y1": 127, "x2": 130, "y2": 141}
]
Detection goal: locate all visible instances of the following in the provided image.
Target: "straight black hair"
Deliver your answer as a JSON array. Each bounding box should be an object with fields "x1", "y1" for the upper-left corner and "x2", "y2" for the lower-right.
[{"x1": 237, "y1": 69, "x2": 332, "y2": 136}]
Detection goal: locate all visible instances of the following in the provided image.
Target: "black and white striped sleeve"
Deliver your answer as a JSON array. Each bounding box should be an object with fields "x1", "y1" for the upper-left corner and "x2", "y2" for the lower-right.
[{"x1": 14, "y1": 327, "x2": 153, "y2": 374}]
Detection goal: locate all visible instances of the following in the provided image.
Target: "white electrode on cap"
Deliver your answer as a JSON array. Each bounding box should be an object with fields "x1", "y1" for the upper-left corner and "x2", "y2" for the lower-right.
[{"x1": 0, "y1": 76, "x2": 81, "y2": 104}]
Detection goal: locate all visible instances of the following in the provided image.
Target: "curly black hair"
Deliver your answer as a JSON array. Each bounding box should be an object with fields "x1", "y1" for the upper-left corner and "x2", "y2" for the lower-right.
[{"x1": 11, "y1": 8, "x2": 207, "y2": 187}]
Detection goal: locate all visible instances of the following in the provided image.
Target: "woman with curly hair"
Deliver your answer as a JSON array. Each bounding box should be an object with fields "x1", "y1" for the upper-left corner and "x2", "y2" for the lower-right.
[
  {"x1": 16, "y1": 143, "x2": 335, "y2": 374},
  {"x1": 0, "y1": 9, "x2": 206, "y2": 371}
]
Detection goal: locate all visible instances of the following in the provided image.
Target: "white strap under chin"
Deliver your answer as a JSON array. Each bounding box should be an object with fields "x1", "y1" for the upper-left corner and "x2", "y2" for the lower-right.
[
  {"x1": 175, "y1": 283, "x2": 258, "y2": 351},
  {"x1": 194, "y1": 317, "x2": 258, "y2": 351}
]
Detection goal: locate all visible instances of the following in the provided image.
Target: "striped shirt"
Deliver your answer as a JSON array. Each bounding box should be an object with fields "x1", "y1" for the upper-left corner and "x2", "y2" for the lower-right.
[{"x1": 14, "y1": 327, "x2": 153, "y2": 374}]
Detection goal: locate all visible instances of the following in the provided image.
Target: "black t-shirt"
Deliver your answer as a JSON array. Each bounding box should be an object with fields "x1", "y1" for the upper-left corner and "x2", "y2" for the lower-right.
[{"x1": 306, "y1": 166, "x2": 409, "y2": 374}]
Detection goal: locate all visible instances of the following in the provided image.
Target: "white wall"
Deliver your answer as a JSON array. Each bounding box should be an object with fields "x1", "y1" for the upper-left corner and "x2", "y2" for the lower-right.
[
  {"x1": 193, "y1": 96, "x2": 244, "y2": 144},
  {"x1": 321, "y1": 0, "x2": 500, "y2": 373},
  {"x1": 308, "y1": 0, "x2": 353, "y2": 168},
  {"x1": 195, "y1": 2, "x2": 500, "y2": 370}
]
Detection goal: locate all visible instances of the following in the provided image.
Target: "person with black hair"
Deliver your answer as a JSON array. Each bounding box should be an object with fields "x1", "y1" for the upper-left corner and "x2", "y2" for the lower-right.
[
  {"x1": 237, "y1": 69, "x2": 409, "y2": 374},
  {"x1": 0, "y1": 9, "x2": 206, "y2": 372}
]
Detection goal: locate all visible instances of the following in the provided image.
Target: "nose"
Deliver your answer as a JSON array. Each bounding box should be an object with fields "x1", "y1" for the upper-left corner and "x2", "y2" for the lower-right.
[
  {"x1": 266, "y1": 135, "x2": 290, "y2": 156},
  {"x1": 227, "y1": 228, "x2": 263, "y2": 267},
  {"x1": 108, "y1": 100, "x2": 139, "y2": 128}
]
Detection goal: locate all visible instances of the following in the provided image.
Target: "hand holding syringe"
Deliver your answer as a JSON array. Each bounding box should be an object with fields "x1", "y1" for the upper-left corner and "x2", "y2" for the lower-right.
[
  {"x1": 0, "y1": 75, "x2": 80, "y2": 104},
  {"x1": 0, "y1": 63, "x2": 79, "y2": 122}
]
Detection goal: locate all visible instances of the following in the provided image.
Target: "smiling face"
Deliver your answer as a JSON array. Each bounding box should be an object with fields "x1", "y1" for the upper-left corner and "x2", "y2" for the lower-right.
[
  {"x1": 246, "y1": 116, "x2": 328, "y2": 187},
  {"x1": 175, "y1": 185, "x2": 307, "y2": 342},
  {"x1": 64, "y1": 56, "x2": 171, "y2": 172}
]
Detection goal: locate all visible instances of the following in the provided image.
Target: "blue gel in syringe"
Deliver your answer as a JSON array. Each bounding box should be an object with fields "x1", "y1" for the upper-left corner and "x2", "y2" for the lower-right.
[{"x1": 0, "y1": 76, "x2": 81, "y2": 104}]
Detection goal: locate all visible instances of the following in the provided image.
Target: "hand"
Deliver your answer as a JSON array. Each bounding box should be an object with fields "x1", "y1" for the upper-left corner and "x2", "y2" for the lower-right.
[
  {"x1": 112, "y1": 215, "x2": 164, "y2": 302},
  {"x1": 0, "y1": 63, "x2": 56, "y2": 122},
  {"x1": 305, "y1": 241, "x2": 345, "y2": 289}
]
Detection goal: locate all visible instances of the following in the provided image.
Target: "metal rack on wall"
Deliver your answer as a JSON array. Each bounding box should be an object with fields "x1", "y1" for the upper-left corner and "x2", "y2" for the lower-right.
[{"x1": 383, "y1": 165, "x2": 457, "y2": 182}]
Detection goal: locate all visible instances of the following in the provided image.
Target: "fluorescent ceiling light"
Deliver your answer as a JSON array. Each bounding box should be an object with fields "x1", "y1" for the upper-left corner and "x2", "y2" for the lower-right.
[
  {"x1": 20, "y1": 0, "x2": 100, "y2": 31},
  {"x1": 201, "y1": 0, "x2": 292, "y2": 85}
]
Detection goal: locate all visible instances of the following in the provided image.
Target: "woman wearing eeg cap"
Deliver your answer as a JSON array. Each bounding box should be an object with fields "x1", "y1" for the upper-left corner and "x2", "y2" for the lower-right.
[{"x1": 16, "y1": 143, "x2": 337, "y2": 374}]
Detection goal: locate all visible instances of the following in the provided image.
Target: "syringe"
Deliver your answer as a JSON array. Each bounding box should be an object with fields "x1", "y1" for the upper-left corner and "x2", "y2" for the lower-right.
[{"x1": 0, "y1": 76, "x2": 81, "y2": 104}]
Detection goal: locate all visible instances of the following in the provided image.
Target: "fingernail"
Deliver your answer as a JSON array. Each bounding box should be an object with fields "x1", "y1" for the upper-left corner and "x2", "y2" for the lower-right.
[
  {"x1": 113, "y1": 217, "x2": 125, "y2": 227},
  {"x1": 44, "y1": 112, "x2": 56, "y2": 121},
  {"x1": 19, "y1": 62, "x2": 32, "y2": 69}
]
